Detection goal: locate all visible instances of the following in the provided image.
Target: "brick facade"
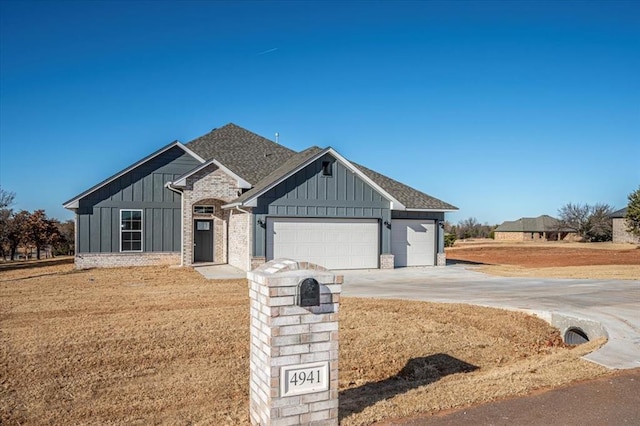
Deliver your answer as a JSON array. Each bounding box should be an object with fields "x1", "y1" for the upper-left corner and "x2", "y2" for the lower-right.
[
  {"x1": 613, "y1": 218, "x2": 640, "y2": 244},
  {"x1": 74, "y1": 253, "x2": 180, "y2": 269},
  {"x1": 228, "y1": 208, "x2": 253, "y2": 271},
  {"x1": 494, "y1": 231, "x2": 577, "y2": 242},
  {"x1": 181, "y1": 164, "x2": 242, "y2": 266}
]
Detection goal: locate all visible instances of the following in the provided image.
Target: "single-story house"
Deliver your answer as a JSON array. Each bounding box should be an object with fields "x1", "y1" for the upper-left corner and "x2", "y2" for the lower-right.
[
  {"x1": 494, "y1": 215, "x2": 576, "y2": 242},
  {"x1": 63, "y1": 123, "x2": 457, "y2": 270},
  {"x1": 610, "y1": 208, "x2": 640, "y2": 244}
]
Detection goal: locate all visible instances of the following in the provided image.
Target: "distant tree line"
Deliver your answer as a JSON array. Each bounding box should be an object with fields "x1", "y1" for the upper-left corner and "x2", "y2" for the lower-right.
[
  {"x1": 444, "y1": 186, "x2": 640, "y2": 246},
  {"x1": 444, "y1": 217, "x2": 497, "y2": 244},
  {"x1": 0, "y1": 187, "x2": 74, "y2": 261}
]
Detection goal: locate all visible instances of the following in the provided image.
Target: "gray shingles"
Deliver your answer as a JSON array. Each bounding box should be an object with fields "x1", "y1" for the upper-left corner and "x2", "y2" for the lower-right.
[
  {"x1": 353, "y1": 163, "x2": 458, "y2": 210},
  {"x1": 610, "y1": 208, "x2": 627, "y2": 218},
  {"x1": 186, "y1": 123, "x2": 295, "y2": 184},
  {"x1": 495, "y1": 215, "x2": 563, "y2": 232}
]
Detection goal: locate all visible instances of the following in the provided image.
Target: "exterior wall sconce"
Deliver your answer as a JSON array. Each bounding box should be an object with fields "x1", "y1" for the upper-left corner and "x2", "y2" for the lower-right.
[
  {"x1": 257, "y1": 219, "x2": 266, "y2": 228},
  {"x1": 383, "y1": 220, "x2": 391, "y2": 229}
]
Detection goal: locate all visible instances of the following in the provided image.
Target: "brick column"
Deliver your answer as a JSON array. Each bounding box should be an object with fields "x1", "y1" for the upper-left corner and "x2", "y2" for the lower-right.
[{"x1": 248, "y1": 259, "x2": 342, "y2": 426}]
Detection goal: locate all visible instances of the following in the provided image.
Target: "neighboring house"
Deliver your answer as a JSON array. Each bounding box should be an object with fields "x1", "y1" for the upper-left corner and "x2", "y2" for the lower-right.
[
  {"x1": 610, "y1": 208, "x2": 640, "y2": 244},
  {"x1": 63, "y1": 123, "x2": 457, "y2": 270},
  {"x1": 494, "y1": 215, "x2": 576, "y2": 242}
]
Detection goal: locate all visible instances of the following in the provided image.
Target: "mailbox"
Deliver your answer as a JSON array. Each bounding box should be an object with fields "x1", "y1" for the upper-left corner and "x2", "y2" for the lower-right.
[{"x1": 298, "y1": 278, "x2": 320, "y2": 307}]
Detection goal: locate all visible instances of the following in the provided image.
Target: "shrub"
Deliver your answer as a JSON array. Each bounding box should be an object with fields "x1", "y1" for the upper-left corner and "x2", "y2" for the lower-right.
[{"x1": 444, "y1": 233, "x2": 457, "y2": 248}]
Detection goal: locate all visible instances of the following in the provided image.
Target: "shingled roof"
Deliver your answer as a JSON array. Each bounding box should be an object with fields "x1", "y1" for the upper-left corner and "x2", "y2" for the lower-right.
[
  {"x1": 495, "y1": 215, "x2": 565, "y2": 232},
  {"x1": 182, "y1": 123, "x2": 456, "y2": 211},
  {"x1": 186, "y1": 123, "x2": 295, "y2": 184},
  {"x1": 353, "y1": 163, "x2": 458, "y2": 210},
  {"x1": 610, "y1": 207, "x2": 627, "y2": 218}
]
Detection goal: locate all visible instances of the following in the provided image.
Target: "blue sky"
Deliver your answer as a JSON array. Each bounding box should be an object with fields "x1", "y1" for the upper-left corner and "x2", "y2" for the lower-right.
[{"x1": 1, "y1": 0, "x2": 638, "y2": 225}]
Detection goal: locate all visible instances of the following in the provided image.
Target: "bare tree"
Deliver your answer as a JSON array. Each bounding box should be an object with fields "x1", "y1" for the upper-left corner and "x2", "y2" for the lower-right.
[
  {"x1": 54, "y1": 219, "x2": 75, "y2": 255},
  {"x1": 558, "y1": 203, "x2": 591, "y2": 240},
  {"x1": 0, "y1": 187, "x2": 15, "y2": 210},
  {"x1": 558, "y1": 202, "x2": 614, "y2": 242},
  {"x1": 585, "y1": 203, "x2": 614, "y2": 242}
]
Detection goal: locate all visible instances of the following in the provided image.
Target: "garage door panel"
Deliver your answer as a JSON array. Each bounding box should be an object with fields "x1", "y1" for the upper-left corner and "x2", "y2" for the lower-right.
[
  {"x1": 267, "y1": 218, "x2": 379, "y2": 269},
  {"x1": 392, "y1": 219, "x2": 435, "y2": 267}
]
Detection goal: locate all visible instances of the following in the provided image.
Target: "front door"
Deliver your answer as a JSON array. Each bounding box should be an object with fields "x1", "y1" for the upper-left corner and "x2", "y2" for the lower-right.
[{"x1": 194, "y1": 220, "x2": 214, "y2": 263}]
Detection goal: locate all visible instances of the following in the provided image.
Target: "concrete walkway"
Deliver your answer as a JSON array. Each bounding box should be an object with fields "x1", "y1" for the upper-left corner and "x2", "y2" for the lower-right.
[
  {"x1": 194, "y1": 264, "x2": 246, "y2": 280},
  {"x1": 338, "y1": 265, "x2": 640, "y2": 370}
]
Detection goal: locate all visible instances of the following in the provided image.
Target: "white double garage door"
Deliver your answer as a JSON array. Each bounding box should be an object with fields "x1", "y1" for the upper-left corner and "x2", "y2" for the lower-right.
[{"x1": 266, "y1": 218, "x2": 435, "y2": 269}]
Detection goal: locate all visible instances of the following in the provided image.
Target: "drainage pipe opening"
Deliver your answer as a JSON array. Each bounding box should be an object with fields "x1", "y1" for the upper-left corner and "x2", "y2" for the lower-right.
[{"x1": 565, "y1": 327, "x2": 590, "y2": 345}]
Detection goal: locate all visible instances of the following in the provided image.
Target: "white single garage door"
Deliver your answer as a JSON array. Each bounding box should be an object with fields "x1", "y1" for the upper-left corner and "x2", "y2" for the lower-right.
[
  {"x1": 266, "y1": 218, "x2": 379, "y2": 269},
  {"x1": 391, "y1": 219, "x2": 436, "y2": 267}
]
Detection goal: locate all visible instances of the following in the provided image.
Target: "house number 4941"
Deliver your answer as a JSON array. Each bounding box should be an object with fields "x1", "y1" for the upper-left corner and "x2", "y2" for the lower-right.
[{"x1": 280, "y1": 362, "x2": 329, "y2": 397}]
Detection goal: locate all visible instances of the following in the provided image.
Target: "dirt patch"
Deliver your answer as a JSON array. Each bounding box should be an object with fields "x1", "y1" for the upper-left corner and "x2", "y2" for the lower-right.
[
  {"x1": 1, "y1": 264, "x2": 609, "y2": 425},
  {"x1": 446, "y1": 242, "x2": 640, "y2": 280}
]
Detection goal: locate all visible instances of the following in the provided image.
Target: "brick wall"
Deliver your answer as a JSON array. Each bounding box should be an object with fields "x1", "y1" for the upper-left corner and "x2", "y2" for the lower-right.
[
  {"x1": 248, "y1": 259, "x2": 341, "y2": 426},
  {"x1": 494, "y1": 232, "x2": 531, "y2": 241},
  {"x1": 229, "y1": 208, "x2": 253, "y2": 271},
  {"x1": 75, "y1": 253, "x2": 180, "y2": 269},
  {"x1": 182, "y1": 164, "x2": 242, "y2": 266},
  {"x1": 613, "y1": 218, "x2": 640, "y2": 244},
  {"x1": 379, "y1": 254, "x2": 394, "y2": 269}
]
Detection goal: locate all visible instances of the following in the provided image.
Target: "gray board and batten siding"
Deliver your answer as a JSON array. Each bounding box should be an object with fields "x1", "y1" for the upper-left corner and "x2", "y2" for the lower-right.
[
  {"x1": 253, "y1": 154, "x2": 392, "y2": 257},
  {"x1": 76, "y1": 146, "x2": 201, "y2": 253}
]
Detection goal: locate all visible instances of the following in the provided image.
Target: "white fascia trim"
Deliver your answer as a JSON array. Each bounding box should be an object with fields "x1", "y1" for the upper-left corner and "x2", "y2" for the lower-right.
[
  {"x1": 63, "y1": 140, "x2": 205, "y2": 210},
  {"x1": 237, "y1": 147, "x2": 406, "y2": 210},
  {"x1": 171, "y1": 159, "x2": 251, "y2": 189},
  {"x1": 403, "y1": 208, "x2": 459, "y2": 212},
  {"x1": 176, "y1": 141, "x2": 206, "y2": 164}
]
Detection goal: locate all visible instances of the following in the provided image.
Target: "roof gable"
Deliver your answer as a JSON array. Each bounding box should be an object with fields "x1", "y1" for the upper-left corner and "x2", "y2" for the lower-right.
[
  {"x1": 225, "y1": 147, "x2": 406, "y2": 209},
  {"x1": 63, "y1": 141, "x2": 204, "y2": 209},
  {"x1": 170, "y1": 159, "x2": 252, "y2": 189}
]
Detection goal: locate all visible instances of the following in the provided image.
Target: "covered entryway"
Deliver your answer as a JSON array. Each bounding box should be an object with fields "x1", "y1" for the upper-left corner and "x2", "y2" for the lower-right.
[
  {"x1": 391, "y1": 219, "x2": 436, "y2": 267},
  {"x1": 194, "y1": 219, "x2": 214, "y2": 263},
  {"x1": 266, "y1": 218, "x2": 379, "y2": 269}
]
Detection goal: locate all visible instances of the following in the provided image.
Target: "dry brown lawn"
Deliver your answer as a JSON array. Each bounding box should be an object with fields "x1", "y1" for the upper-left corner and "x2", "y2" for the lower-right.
[
  {"x1": 1, "y1": 263, "x2": 610, "y2": 425},
  {"x1": 447, "y1": 241, "x2": 640, "y2": 280}
]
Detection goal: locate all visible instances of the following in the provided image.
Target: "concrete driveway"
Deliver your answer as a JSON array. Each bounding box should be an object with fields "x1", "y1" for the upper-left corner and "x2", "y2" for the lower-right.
[{"x1": 337, "y1": 264, "x2": 640, "y2": 370}]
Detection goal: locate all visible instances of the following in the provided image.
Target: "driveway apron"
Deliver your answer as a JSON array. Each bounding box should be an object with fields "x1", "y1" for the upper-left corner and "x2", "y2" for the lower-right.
[{"x1": 338, "y1": 265, "x2": 640, "y2": 370}]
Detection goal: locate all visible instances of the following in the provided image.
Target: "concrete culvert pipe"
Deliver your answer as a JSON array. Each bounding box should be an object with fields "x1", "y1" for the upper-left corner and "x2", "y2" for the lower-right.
[{"x1": 565, "y1": 327, "x2": 590, "y2": 345}]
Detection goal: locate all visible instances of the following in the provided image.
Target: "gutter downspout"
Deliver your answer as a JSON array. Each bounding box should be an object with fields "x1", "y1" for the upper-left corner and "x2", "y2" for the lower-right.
[{"x1": 165, "y1": 183, "x2": 185, "y2": 267}]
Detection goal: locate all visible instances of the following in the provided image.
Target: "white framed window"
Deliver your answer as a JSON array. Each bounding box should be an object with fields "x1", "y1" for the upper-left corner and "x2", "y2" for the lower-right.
[
  {"x1": 120, "y1": 209, "x2": 143, "y2": 252},
  {"x1": 194, "y1": 205, "x2": 215, "y2": 215}
]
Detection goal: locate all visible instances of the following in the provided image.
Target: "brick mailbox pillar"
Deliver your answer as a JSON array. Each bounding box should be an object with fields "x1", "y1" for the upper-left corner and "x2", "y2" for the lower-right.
[{"x1": 248, "y1": 259, "x2": 342, "y2": 426}]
